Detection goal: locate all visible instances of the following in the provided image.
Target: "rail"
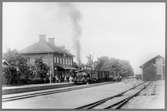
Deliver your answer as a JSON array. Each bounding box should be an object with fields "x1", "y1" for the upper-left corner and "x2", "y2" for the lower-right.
[
  {"x1": 75, "y1": 81, "x2": 152, "y2": 109},
  {"x1": 2, "y1": 81, "x2": 113, "y2": 102}
]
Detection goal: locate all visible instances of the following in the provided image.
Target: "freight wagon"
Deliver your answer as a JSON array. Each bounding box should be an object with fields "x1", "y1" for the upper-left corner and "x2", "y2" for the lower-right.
[{"x1": 73, "y1": 70, "x2": 121, "y2": 84}]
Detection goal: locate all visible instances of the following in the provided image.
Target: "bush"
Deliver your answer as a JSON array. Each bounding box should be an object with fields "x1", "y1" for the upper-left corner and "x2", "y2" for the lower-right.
[
  {"x1": 3, "y1": 49, "x2": 34, "y2": 85},
  {"x1": 34, "y1": 58, "x2": 49, "y2": 82},
  {"x1": 3, "y1": 49, "x2": 50, "y2": 85},
  {"x1": 2, "y1": 66, "x2": 19, "y2": 85},
  {"x1": 28, "y1": 78, "x2": 44, "y2": 84}
]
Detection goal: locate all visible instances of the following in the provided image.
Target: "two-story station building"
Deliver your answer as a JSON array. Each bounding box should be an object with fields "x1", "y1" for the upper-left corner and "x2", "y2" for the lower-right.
[{"x1": 20, "y1": 34, "x2": 75, "y2": 82}]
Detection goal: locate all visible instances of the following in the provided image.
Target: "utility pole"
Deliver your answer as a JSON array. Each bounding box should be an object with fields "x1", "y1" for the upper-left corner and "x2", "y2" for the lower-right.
[{"x1": 50, "y1": 70, "x2": 52, "y2": 83}]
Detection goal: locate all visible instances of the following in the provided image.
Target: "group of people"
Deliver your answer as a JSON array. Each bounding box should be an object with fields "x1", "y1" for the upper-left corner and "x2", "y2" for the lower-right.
[{"x1": 53, "y1": 72, "x2": 74, "y2": 83}]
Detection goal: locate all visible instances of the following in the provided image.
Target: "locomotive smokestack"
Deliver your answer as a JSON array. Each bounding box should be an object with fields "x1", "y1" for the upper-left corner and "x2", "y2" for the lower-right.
[{"x1": 58, "y1": 3, "x2": 81, "y2": 65}]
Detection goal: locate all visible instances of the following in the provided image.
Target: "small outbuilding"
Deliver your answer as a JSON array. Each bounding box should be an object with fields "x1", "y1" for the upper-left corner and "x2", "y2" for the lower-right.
[{"x1": 140, "y1": 55, "x2": 165, "y2": 81}]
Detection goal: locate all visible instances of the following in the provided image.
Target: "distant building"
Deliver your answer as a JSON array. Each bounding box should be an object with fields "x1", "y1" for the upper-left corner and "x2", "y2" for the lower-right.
[
  {"x1": 140, "y1": 55, "x2": 165, "y2": 81},
  {"x1": 20, "y1": 34, "x2": 75, "y2": 82},
  {"x1": 135, "y1": 74, "x2": 142, "y2": 80}
]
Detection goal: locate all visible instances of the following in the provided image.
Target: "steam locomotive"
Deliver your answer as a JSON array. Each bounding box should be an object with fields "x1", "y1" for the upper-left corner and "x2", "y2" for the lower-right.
[{"x1": 73, "y1": 69, "x2": 122, "y2": 84}]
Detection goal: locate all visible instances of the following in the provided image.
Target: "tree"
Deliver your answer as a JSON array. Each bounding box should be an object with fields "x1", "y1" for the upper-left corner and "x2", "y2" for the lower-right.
[
  {"x1": 86, "y1": 54, "x2": 94, "y2": 67},
  {"x1": 117, "y1": 60, "x2": 134, "y2": 77},
  {"x1": 34, "y1": 58, "x2": 49, "y2": 82},
  {"x1": 3, "y1": 49, "x2": 33, "y2": 85},
  {"x1": 95, "y1": 56, "x2": 110, "y2": 71},
  {"x1": 3, "y1": 49, "x2": 19, "y2": 66},
  {"x1": 94, "y1": 56, "x2": 134, "y2": 78},
  {"x1": 16, "y1": 56, "x2": 33, "y2": 83},
  {"x1": 2, "y1": 66, "x2": 18, "y2": 85}
]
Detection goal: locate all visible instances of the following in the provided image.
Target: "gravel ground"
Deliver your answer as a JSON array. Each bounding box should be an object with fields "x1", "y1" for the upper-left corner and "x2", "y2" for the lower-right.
[
  {"x1": 122, "y1": 80, "x2": 165, "y2": 109},
  {"x1": 2, "y1": 79, "x2": 142, "y2": 109}
]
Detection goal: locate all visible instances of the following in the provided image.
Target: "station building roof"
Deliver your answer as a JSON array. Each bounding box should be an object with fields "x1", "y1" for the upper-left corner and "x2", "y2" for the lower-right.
[
  {"x1": 140, "y1": 55, "x2": 164, "y2": 68},
  {"x1": 20, "y1": 35, "x2": 73, "y2": 57}
]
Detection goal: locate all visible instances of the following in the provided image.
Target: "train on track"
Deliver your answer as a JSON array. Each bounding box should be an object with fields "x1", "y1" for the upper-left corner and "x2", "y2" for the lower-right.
[{"x1": 73, "y1": 69, "x2": 122, "y2": 84}]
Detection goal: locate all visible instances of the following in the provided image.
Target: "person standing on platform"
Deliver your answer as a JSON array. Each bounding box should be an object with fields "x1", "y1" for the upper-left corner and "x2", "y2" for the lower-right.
[{"x1": 69, "y1": 76, "x2": 73, "y2": 83}]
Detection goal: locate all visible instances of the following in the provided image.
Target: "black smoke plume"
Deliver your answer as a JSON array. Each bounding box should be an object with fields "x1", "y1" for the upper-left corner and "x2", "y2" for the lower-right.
[{"x1": 58, "y1": 3, "x2": 81, "y2": 65}]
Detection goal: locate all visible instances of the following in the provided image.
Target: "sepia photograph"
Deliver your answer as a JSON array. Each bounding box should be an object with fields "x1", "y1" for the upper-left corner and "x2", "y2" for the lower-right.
[{"x1": 2, "y1": 2, "x2": 165, "y2": 109}]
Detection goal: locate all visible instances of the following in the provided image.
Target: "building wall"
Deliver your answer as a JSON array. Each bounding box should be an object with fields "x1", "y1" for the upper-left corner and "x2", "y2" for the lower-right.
[
  {"x1": 53, "y1": 54, "x2": 74, "y2": 78},
  {"x1": 155, "y1": 57, "x2": 165, "y2": 80},
  {"x1": 23, "y1": 53, "x2": 74, "y2": 76},
  {"x1": 142, "y1": 57, "x2": 165, "y2": 81},
  {"x1": 143, "y1": 62, "x2": 157, "y2": 81},
  {"x1": 23, "y1": 53, "x2": 54, "y2": 76},
  {"x1": 53, "y1": 54, "x2": 73, "y2": 67}
]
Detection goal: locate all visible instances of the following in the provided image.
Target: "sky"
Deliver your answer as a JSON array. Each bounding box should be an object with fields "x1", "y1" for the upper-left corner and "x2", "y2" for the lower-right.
[{"x1": 3, "y1": 2, "x2": 165, "y2": 74}]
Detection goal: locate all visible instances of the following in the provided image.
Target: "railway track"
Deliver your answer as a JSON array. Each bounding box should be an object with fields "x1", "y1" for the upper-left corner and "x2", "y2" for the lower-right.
[
  {"x1": 75, "y1": 81, "x2": 152, "y2": 109},
  {"x1": 2, "y1": 81, "x2": 113, "y2": 102}
]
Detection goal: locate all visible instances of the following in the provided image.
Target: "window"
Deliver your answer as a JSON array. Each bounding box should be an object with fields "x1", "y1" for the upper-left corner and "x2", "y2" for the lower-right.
[
  {"x1": 66, "y1": 58, "x2": 68, "y2": 65},
  {"x1": 69, "y1": 58, "x2": 71, "y2": 65},
  {"x1": 57, "y1": 57, "x2": 59, "y2": 63},
  {"x1": 68, "y1": 58, "x2": 70, "y2": 65},
  {"x1": 26, "y1": 57, "x2": 30, "y2": 62},
  {"x1": 59, "y1": 57, "x2": 61, "y2": 64},
  {"x1": 67, "y1": 58, "x2": 69, "y2": 65},
  {"x1": 62, "y1": 58, "x2": 64, "y2": 64},
  {"x1": 30, "y1": 58, "x2": 34, "y2": 64},
  {"x1": 60, "y1": 57, "x2": 61, "y2": 64},
  {"x1": 54, "y1": 57, "x2": 56, "y2": 63},
  {"x1": 70, "y1": 59, "x2": 72, "y2": 65},
  {"x1": 60, "y1": 58, "x2": 63, "y2": 64}
]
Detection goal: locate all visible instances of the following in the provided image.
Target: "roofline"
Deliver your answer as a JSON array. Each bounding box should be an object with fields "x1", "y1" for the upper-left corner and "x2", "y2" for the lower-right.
[
  {"x1": 20, "y1": 52, "x2": 53, "y2": 55},
  {"x1": 140, "y1": 55, "x2": 164, "y2": 68},
  {"x1": 20, "y1": 52, "x2": 74, "y2": 57}
]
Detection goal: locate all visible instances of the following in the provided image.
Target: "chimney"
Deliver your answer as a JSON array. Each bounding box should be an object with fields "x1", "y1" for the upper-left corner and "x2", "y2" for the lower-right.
[
  {"x1": 48, "y1": 38, "x2": 55, "y2": 46},
  {"x1": 39, "y1": 34, "x2": 46, "y2": 43}
]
